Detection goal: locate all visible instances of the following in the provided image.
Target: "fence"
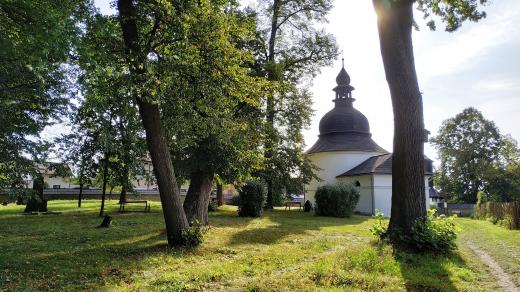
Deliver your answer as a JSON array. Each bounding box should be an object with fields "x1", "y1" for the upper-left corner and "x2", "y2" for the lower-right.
[
  {"x1": 436, "y1": 203, "x2": 475, "y2": 217},
  {"x1": 475, "y1": 202, "x2": 520, "y2": 230}
]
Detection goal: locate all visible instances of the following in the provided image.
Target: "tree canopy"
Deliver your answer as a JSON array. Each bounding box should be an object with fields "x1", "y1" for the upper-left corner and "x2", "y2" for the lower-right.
[
  {"x1": 432, "y1": 108, "x2": 520, "y2": 203},
  {"x1": 0, "y1": 0, "x2": 89, "y2": 188}
]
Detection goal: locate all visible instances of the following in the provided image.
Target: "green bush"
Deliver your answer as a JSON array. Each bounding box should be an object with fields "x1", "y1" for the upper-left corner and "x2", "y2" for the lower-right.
[
  {"x1": 180, "y1": 220, "x2": 204, "y2": 248},
  {"x1": 229, "y1": 195, "x2": 240, "y2": 206},
  {"x1": 272, "y1": 192, "x2": 287, "y2": 207},
  {"x1": 303, "y1": 200, "x2": 312, "y2": 212},
  {"x1": 314, "y1": 183, "x2": 360, "y2": 218},
  {"x1": 371, "y1": 209, "x2": 458, "y2": 253},
  {"x1": 238, "y1": 181, "x2": 266, "y2": 217},
  {"x1": 208, "y1": 200, "x2": 218, "y2": 212},
  {"x1": 498, "y1": 215, "x2": 514, "y2": 230}
]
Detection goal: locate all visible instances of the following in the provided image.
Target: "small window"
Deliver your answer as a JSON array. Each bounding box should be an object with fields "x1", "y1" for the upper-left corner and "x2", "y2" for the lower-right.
[
  {"x1": 355, "y1": 181, "x2": 361, "y2": 187},
  {"x1": 53, "y1": 185, "x2": 61, "y2": 189}
]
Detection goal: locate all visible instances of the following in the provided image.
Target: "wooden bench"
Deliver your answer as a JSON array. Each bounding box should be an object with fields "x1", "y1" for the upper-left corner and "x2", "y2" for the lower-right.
[
  {"x1": 285, "y1": 201, "x2": 302, "y2": 211},
  {"x1": 119, "y1": 200, "x2": 151, "y2": 213}
]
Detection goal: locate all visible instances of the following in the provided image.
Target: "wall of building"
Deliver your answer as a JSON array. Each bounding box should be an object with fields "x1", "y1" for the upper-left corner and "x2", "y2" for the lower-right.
[
  {"x1": 304, "y1": 151, "x2": 383, "y2": 205},
  {"x1": 337, "y1": 175, "x2": 373, "y2": 214},
  {"x1": 373, "y1": 175, "x2": 431, "y2": 217}
]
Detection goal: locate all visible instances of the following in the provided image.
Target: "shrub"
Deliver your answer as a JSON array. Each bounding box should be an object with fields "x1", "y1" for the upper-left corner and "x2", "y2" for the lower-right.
[
  {"x1": 303, "y1": 200, "x2": 312, "y2": 212},
  {"x1": 369, "y1": 211, "x2": 387, "y2": 238},
  {"x1": 8, "y1": 189, "x2": 40, "y2": 205},
  {"x1": 208, "y1": 200, "x2": 218, "y2": 212},
  {"x1": 272, "y1": 192, "x2": 287, "y2": 207},
  {"x1": 238, "y1": 181, "x2": 266, "y2": 217},
  {"x1": 229, "y1": 195, "x2": 240, "y2": 206},
  {"x1": 498, "y1": 215, "x2": 514, "y2": 230},
  {"x1": 314, "y1": 183, "x2": 360, "y2": 218},
  {"x1": 181, "y1": 220, "x2": 204, "y2": 248},
  {"x1": 371, "y1": 209, "x2": 457, "y2": 253}
]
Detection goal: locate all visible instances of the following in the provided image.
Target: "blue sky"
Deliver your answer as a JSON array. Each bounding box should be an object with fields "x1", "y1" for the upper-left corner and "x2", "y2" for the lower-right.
[{"x1": 78, "y1": 1, "x2": 520, "y2": 163}]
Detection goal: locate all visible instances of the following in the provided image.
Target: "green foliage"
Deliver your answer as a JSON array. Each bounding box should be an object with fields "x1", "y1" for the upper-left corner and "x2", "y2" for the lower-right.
[
  {"x1": 0, "y1": 0, "x2": 91, "y2": 188},
  {"x1": 272, "y1": 191, "x2": 288, "y2": 207},
  {"x1": 7, "y1": 189, "x2": 40, "y2": 205},
  {"x1": 252, "y1": 0, "x2": 338, "y2": 207},
  {"x1": 432, "y1": 108, "x2": 520, "y2": 203},
  {"x1": 303, "y1": 200, "x2": 312, "y2": 212},
  {"x1": 370, "y1": 211, "x2": 388, "y2": 239},
  {"x1": 229, "y1": 195, "x2": 241, "y2": 206},
  {"x1": 180, "y1": 220, "x2": 204, "y2": 248},
  {"x1": 238, "y1": 181, "x2": 266, "y2": 217},
  {"x1": 314, "y1": 183, "x2": 360, "y2": 218},
  {"x1": 416, "y1": 0, "x2": 488, "y2": 32},
  {"x1": 372, "y1": 209, "x2": 458, "y2": 253},
  {"x1": 208, "y1": 200, "x2": 218, "y2": 212},
  {"x1": 134, "y1": 1, "x2": 266, "y2": 185}
]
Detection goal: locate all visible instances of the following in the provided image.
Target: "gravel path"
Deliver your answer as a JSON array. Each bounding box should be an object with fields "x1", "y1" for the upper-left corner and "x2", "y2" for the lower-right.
[{"x1": 467, "y1": 241, "x2": 518, "y2": 292}]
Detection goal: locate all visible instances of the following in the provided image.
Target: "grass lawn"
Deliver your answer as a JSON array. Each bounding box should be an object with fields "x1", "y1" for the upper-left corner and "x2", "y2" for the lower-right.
[
  {"x1": 457, "y1": 218, "x2": 520, "y2": 287},
  {"x1": 0, "y1": 200, "x2": 514, "y2": 291}
]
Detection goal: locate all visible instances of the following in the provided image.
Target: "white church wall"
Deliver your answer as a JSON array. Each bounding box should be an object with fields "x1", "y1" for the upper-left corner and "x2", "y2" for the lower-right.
[
  {"x1": 337, "y1": 175, "x2": 373, "y2": 214},
  {"x1": 373, "y1": 175, "x2": 432, "y2": 217},
  {"x1": 304, "y1": 151, "x2": 382, "y2": 205}
]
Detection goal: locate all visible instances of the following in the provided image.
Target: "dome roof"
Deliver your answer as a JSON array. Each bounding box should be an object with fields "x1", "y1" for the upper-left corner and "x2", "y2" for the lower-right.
[
  {"x1": 336, "y1": 67, "x2": 351, "y2": 85},
  {"x1": 307, "y1": 63, "x2": 387, "y2": 154},
  {"x1": 319, "y1": 100, "x2": 370, "y2": 135}
]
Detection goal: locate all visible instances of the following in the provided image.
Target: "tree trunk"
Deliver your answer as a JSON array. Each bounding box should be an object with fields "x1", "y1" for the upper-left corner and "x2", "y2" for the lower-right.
[
  {"x1": 118, "y1": 0, "x2": 188, "y2": 245},
  {"x1": 78, "y1": 182, "x2": 83, "y2": 208},
  {"x1": 119, "y1": 185, "x2": 127, "y2": 204},
  {"x1": 217, "y1": 183, "x2": 224, "y2": 206},
  {"x1": 264, "y1": 0, "x2": 282, "y2": 210},
  {"x1": 118, "y1": 118, "x2": 130, "y2": 205},
  {"x1": 99, "y1": 154, "x2": 109, "y2": 217},
  {"x1": 183, "y1": 171, "x2": 214, "y2": 225},
  {"x1": 373, "y1": 0, "x2": 426, "y2": 234}
]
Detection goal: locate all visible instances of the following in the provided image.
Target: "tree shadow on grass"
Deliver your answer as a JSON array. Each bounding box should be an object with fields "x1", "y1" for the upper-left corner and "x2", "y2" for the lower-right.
[
  {"x1": 227, "y1": 209, "x2": 371, "y2": 246},
  {"x1": 388, "y1": 245, "x2": 468, "y2": 292}
]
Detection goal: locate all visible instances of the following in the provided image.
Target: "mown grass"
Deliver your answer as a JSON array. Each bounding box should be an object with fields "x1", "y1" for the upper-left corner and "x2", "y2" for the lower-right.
[
  {"x1": 0, "y1": 200, "x2": 507, "y2": 291},
  {"x1": 457, "y1": 218, "x2": 520, "y2": 287}
]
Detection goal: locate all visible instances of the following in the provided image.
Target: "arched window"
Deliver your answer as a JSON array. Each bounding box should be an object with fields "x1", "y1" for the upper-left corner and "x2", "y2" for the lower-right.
[{"x1": 355, "y1": 181, "x2": 361, "y2": 187}]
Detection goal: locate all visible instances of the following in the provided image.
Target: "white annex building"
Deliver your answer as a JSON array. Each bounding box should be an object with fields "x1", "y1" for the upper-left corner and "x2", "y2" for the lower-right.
[{"x1": 304, "y1": 63, "x2": 433, "y2": 216}]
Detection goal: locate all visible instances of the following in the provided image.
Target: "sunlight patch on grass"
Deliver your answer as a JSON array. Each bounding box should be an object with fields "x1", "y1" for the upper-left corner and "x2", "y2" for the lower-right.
[{"x1": 0, "y1": 200, "x2": 509, "y2": 291}]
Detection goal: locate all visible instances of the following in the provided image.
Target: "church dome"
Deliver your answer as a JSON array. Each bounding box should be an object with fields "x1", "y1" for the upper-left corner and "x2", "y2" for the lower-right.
[
  {"x1": 319, "y1": 100, "x2": 370, "y2": 135},
  {"x1": 307, "y1": 61, "x2": 387, "y2": 154}
]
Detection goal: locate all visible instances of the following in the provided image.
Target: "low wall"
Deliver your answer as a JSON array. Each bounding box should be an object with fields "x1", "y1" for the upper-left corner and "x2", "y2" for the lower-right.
[{"x1": 1, "y1": 188, "x2": 237, "y2": 204}]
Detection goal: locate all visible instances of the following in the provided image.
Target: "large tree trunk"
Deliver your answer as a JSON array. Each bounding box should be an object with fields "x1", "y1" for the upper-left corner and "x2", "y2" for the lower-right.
[
  {"x1": 217, "y1": 183, "x2": 224, "y2": 206},
  {"x1": 373, "y1": 0, "x2": 426, "y2": 234},
  {"x1": 99, "y1": 154, "x2": 109, "y2": 217},
  {"x1": 264, "y1": 0, "x2": 282, "y2": 210},
  {"x1": 183, "y1": 171, "x2": 214, "y2": 225},
  {"x1": 137, "y1": 98, "x2": 189, "y2": 243},
  {"x1": 118, "y1": 0, "x2": 188, "y2": 245}
]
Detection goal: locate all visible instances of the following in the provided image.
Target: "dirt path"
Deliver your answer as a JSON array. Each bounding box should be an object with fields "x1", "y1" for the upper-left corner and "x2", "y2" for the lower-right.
[{"x1": 467, "y1": 241, "x2": 518, "y2": 292}]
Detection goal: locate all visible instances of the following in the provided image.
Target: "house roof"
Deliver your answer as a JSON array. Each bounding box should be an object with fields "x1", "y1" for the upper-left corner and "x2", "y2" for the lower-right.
[
  {"x1": 307, "y1": 132, "x2": 388, "y2": 154},
  {"x1": 429, "y1": 187, "x2": 444, "y2": 199},
  {"x1": 337, "y1": 154, "x2": 433, "y2": 177}
]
